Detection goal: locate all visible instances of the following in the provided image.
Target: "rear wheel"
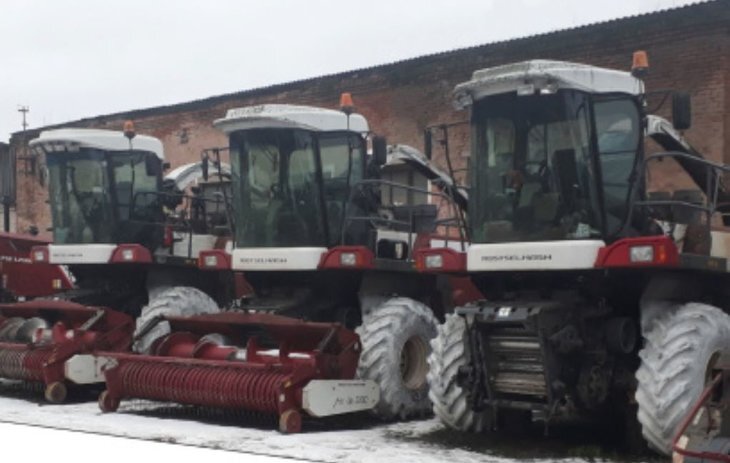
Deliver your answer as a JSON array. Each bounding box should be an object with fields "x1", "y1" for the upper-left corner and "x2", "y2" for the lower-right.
[
  {"x1": 356, "y1": 297, "x2": 438, "y2": 420},
  {"x1": 636, "y1": 302, "x2": 730, "y2": 455},
  {"x1": 427, "y1": 313, "x2": 489, "y2": 431},
  {"x1": 133, "y1": 286, "x2": 220, "y2": 354}
]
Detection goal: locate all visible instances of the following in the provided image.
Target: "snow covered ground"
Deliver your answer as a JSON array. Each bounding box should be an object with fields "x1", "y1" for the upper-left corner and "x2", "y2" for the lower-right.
[
  {"x1": 0, "y1": 380, "x2": 650, "y2": 463},
  {"x1": 0, "y1": 421, "x2": 292, "y2": 463}
]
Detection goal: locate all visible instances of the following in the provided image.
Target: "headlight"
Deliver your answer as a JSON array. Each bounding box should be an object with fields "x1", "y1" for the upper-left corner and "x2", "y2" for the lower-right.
[
  {"x1": 339, "y1": 252, "x2": 357, "y2": 266},
  {"x1": 497, "y1": 307, "x2": 512, "y2": 318},
  {"x1": 121, "y1": 249, "x2": 135, "y2": 261},
  {"x1": 629, "y1": 245, "x2": 654, "y2": 263},
  {"x1": 33, "y1": 250, "x2": 46, "y2": 262},
  {"x1": 204, "y1": 254, "x2": 218, "y2": 267},
  {"x1": 425, "y1": 254, "x2": 443, "y2": 269}
]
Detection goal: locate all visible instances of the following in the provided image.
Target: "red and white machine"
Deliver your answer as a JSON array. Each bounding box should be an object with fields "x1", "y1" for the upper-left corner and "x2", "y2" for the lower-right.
[{"x1": 420, "y1": 53, "x2": 730, "y2": 455}]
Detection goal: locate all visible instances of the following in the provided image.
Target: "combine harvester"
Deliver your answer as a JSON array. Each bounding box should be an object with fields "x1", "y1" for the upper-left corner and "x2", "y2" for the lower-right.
[
  {"x1": 28, "y1": 125, "x2": 235, "y2": 313},
  {"x1": 0, "y1": 126, "x2": 237, "y2": 402},
  {"x1": 95, "y1": 101, "x2": 470, "y2": 429},
  {"x1": 415, "y1": 52, "x2": 730, "y2": 454},
  {"x1": 0, "y1": 101, "x2": 470, "y2": 432}
]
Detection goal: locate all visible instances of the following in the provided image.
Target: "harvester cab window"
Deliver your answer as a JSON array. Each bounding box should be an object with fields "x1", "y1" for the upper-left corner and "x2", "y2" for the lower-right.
[
  {"x1": 593, "y1": 97, "x2": 641, "y2": 236},
  {"x1": 243, "y1": 137, "x2": 284, "y2": 246},
  {"x1": 232, "y1": 129, "x2": 325, "y2": 248},
  {"x1": 247, "y1": 143, "x2": 279, "y2": 209},
  {"x1": 87, "y1": 150, "x2": 166, "y2": 248},
  {"x1": 110, "y1": 152, "x2": 161, "y2": 223},
  {"x1": 47, "y1": 150, "x2": 115, "y2": 244},
  {"x1": 479, "y1": 118, "x2": 516, "y2": 227},
  {"x1": 319, "y1": 134, "x2": 364, "y2": 245},
  {"x1": 471, "y1": 91, "x2": 601, "y2": 243},
  {"x1": 287, "y1": 135, "x2": 323, "y2": 245}
]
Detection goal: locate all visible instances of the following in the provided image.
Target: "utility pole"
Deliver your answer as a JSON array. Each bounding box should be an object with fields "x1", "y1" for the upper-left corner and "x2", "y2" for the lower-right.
[
  {"x1": 16, "y1": 105, "x2": 33, "y2": 176},
  {"x1": 6, "y1": 105, "x2": 30, "y2": 232},
  {"x1": 18, "y1": 105, "x2": 29, "y2": 160},
  {"x1": 18, "y1": 106, "x2": 28, "y2": 132}
]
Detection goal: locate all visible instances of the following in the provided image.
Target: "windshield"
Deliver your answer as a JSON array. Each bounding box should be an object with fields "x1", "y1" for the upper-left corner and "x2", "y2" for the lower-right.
[
  {"x1": 46, "y1": 149, "x2": 162, "y2": 244},
  {"x1": 470, "y1": 90, "x2": 601, "y2": 243},
  {"x1": 230, "y1": 129, "x2": 364, "y2": 248},
  {"x1": 47, "y1": 150, "x2": 115, "y2": 243}
]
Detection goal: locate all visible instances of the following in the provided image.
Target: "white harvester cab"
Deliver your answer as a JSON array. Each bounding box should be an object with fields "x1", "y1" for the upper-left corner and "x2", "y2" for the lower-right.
[{"x1": 28, "y1": 127, "x2": 236, "y2": 313}]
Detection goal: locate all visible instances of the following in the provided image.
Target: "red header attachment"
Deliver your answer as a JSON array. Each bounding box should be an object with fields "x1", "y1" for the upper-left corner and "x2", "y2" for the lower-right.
[
  {"x1": 595, "y1": 236, "x2": 679, "y2": 268},
  {"x1": 198, "y1": 249, "x2": 231, "y2": 270},
  {"x1": 109, "y1": 244, "x2": 153, "y2": 264},
  {"x1": 319, "y1": 246, "x2": 374, "y2": 270},
  {"x1": 414, "y1": 247, "x2": 467, "y2": 273},
  {"x1": 30, "y1": 245, "x2": 49, "y2": 263}
]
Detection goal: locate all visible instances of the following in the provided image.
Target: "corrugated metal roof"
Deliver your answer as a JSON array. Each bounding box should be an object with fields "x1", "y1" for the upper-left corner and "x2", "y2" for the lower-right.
[{"x1": 14, "y1": 0, "x2": 722, "y2": 137}]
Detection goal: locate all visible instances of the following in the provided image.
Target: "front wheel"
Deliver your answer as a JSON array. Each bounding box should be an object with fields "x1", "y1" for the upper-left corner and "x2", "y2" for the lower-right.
[
  {"x1": 356, "y1": 297, "x2": 438, "y2": 420},
  {"x1": 133, "y1": 286, "x2": 220, "y2": 354},
  {"x1": 636, "y1": 302, "x2": 730, "y2": 455},
  {"x1": 427, "y1": 313, "x2": 489, "y2": 431}
]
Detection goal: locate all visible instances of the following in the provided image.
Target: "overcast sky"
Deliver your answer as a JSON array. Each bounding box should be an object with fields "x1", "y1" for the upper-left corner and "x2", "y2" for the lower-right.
[{"x1": 0, "y1": 0, "x2": 699, "y2": 141}]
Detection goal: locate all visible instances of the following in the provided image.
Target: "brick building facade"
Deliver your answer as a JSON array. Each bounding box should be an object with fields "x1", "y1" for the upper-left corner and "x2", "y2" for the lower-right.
[{"x1": 8, "y1": 1, "x2": 730, "y2": 236}]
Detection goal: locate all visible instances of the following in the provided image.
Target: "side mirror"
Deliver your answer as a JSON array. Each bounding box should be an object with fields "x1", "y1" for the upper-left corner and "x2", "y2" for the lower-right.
[
  {"x1": 672, "y1": 92, "x2": 692, "y2": 131},
  {"x1": 372, "y1": 136, "x2": 387, "y2": 166},
  {"x1": 201, "y1": 154, "x2": 209, "y2": 181},
  {"x1": 145, "y1": 155, "x2": 161, "y2": 176},
  {"x1": 424, "y1": 129, "x2": 432, "y2": 160}
]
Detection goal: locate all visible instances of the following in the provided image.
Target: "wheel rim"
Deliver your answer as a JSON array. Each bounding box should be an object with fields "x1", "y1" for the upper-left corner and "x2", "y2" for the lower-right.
[{"x1": 400, "y1": 335, "x2": 429, "y2": 390}]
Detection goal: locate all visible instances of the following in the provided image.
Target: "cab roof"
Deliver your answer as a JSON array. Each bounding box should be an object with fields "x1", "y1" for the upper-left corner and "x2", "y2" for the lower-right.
[
  {"x1": 453, "y1": 60, "x2": 643, "y2": 110},
  {"x1": 214, "y1": 104, "x2": 369, "y2": 134},
  {"x1": 30, "y1": 128, "x2": 164, "y2": 160}
]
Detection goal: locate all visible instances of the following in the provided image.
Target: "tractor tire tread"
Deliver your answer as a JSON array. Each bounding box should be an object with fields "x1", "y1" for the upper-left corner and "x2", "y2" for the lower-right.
[{"x1": 636, "y1": 302, "x2": 730, "y2": 455}]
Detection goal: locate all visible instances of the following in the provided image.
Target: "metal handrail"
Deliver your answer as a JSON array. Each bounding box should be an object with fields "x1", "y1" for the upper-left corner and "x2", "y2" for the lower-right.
[
  {"x1": 628, "y1": 150, "x2": 728, "y2": 236},
  {"x1": 127, "y1": 190, "x2": 232, "y2": 258},
  {"x1": 341, "y1": 179, "x2": 468, "y2": 261}
]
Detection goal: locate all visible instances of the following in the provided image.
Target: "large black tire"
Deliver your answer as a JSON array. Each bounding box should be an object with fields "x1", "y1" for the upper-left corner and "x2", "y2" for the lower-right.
[
  {"x1": 356, "y1": 297, "x2": 438, "y2": 420},
  {"x1": 133, "y1": 286, "x2": 220, "y2": 354},
  {"x1": 636, "y1": 302, "x2": 730, "y2": 455},
  {"x1": 427, "y1": 313, "x2": 489, "y2": 431}
]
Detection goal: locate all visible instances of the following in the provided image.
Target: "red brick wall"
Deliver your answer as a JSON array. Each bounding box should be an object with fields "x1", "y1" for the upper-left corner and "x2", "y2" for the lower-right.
[{"x1": 10, "y1": 1, "x2": 730, "y2": 236}]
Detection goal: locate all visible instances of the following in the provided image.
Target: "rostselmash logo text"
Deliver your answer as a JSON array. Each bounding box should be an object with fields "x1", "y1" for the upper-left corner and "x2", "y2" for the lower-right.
[
  {"x1": 0, "y1": 255, "x2": 31, "y2": 264},
  {"x1": 239, "y1": 257, "x2": 288, "y2": 264},
  {"x1": 481, "y1": 254, "x2": 552, "y2": 262}
]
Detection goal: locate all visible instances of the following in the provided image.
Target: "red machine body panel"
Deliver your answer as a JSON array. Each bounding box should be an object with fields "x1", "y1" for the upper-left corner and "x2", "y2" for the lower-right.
[{"x1": 0, "y1": 232, "x2": 73, "y2": 299}]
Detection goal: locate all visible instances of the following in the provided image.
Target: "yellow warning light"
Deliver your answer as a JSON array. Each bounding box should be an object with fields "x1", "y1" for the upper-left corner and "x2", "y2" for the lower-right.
[
  {"x1": 631, "y1": 50, "x2": 649, "y2": 78},
  {"x1": 339, "y1": 93, "x2": 354, "y2": 115},
  {"x1": 123, "y1": 120, "x2": 136, "y2": 140}
]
